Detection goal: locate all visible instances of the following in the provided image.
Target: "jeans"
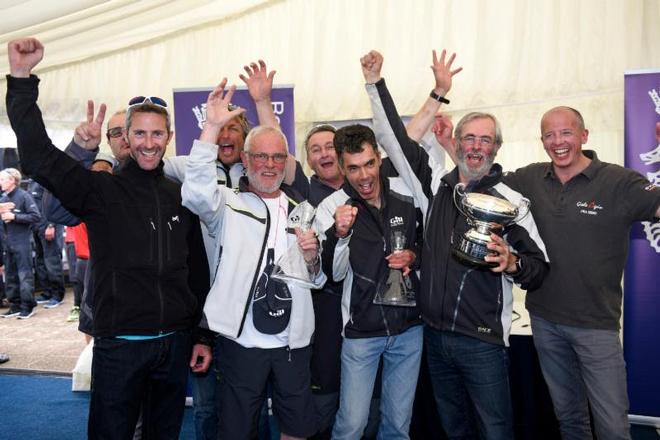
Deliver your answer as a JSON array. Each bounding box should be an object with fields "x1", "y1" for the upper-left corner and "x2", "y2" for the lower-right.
[
  {"x1": 34, "y1": 227, "x2": 65, "y2": 301},
  {"x1": 88, "y1": 331, "x2": 193, "y2": 440},
  {"x1": 4, "y1": 243, "x2": 35, "y2": 312},
  {"x1": 530, "y1": 314, "x2": 630, "y2": 440},
  {"x1": 191, "y1": 342, "x2": 221, "y2": 440},
  {"x1": 424, "y1": 326, "x2": 513, "y2": 440},
  {"x1": 332, "y1": 325, "x2": 423, "y2": 440}
]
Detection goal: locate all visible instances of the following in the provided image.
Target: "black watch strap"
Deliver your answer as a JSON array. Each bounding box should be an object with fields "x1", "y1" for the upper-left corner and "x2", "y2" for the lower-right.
[{"x1": 430, "y1": 90, "x2": 450, "y2": 104}]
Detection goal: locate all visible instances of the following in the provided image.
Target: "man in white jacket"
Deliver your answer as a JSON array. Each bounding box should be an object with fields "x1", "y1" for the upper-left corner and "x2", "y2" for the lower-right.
[{"x1": 182, "y1": 79, "x2": 325, "y2": 440}]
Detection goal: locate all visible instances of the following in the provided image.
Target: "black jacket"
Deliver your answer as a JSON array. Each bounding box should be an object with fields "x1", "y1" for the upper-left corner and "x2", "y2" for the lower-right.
[
  {"x1": 0, "y1": 186, "x2": 41, "y2": 248},
  {"x1": 317, "y1": 173, "x2": 422, "y2": 339},
  {"x1": 368, "y1": 78, "x2": 549, "y2": 346},
  {"x1": 6, "y1": 74, "x2": 209, "y2": 337}
]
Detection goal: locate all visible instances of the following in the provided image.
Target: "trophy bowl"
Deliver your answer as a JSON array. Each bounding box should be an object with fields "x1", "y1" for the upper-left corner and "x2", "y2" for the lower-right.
[{"x1": 452, "y1": 184, "x2": 529, "y2": 267}]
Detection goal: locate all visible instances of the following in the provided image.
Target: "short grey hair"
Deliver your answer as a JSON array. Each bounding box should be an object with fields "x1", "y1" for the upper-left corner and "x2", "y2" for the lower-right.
[
  {"x1": 304, "y1": 124, "x2": 336, "y2": 153},
  {"x1": 454, "y1": 112, "x2": 503, "y2": 147},
  {"x1": 243, "y1": 125, "x2": 288, "y2": 153},
  {"x1": 0, "y1": 168, "x2": 21, "y2": 184}
]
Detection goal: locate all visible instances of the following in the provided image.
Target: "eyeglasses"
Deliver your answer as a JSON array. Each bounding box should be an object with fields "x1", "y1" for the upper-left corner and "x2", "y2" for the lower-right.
[
  {"x1": 248, "y1": 152, "x2": 288, "y2": 164},
  {"x1": 128, "y1": 96, "x2": 168, "y2": 109},
  {"x1": 106, "y1": 127, "x2": 123, "y2": 139},
  {"x1": 460, "y1": 135, "x2": 494, "y2": 147}
]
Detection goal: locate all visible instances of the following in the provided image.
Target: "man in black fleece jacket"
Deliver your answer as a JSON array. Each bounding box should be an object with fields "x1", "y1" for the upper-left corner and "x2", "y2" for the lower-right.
[{"x1": 6, "y1": 38, "x2": 210, "y2": 440}]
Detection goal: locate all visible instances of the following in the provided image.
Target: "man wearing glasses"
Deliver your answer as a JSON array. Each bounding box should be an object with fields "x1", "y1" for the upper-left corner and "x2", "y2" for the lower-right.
[
  {"x1": 363, "y1": 49, "x2": 549, "y2": 438},
  {"x1": 182, "y1": 80, "x2": 325, "y2": 440},
  {"x1": 6, "y1": 38, "x2": 210, "y2": 439}
]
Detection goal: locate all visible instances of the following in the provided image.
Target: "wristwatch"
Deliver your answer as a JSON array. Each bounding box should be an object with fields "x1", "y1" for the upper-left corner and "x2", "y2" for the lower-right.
[{"x1": 430, "y1": 90, "x2": 450, "y2": 104}]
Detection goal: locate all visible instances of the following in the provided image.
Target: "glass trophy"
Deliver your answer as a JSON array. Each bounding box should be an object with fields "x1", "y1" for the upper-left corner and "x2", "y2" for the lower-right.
[
  {"x1": 373, "y1": 230, "x2": 416, "y2": 307},
  {"x1": 271, "y1": 201, "x2": 318, "y2": 288}
]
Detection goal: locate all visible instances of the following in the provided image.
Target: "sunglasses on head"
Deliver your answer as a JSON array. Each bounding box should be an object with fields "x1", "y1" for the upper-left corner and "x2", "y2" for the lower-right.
[{"x1": 128, "y1": 96, "x2": 168, "y2": 108}]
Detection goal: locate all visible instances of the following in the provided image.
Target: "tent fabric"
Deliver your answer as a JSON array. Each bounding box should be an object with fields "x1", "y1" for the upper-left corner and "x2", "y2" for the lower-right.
[{"x1": 0, "y1": 0, "x2": 658, "y2": 172}]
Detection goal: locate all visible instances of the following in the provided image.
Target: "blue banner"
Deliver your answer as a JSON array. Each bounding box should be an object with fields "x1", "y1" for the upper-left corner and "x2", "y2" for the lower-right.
[
  {"x1": 172, "y1": 85, "x2": 295, "y2": 156},
  {"x1": 623, "y1": 70, "x2": 660, "y2": 420}
]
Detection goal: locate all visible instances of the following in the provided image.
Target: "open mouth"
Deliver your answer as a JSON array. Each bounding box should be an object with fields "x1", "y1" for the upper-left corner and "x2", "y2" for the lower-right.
[
  {"x1": 319, "y1": 159, "x2": 335, "y2": 169},
  {"x1": 552, "y1": 147, "x2": 569, "y2": 158},
  {"x1": 219, "y1": 143, "x2": 235, "y2": 156},
  {"x1": 358, "y1": 181, "x2": 374, "y2": 196},
  {"x1": 466, "y1": 152, "x2": 484, "y2": 165}
]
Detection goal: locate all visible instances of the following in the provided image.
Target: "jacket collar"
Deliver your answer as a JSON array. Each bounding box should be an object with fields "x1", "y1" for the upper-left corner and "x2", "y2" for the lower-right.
[
  {"x1": 116, "y1": 157, "x2": 165, "y2": 179},
  {"x1": 542, "y1": 150, "x2": 602, "y2": 182}
]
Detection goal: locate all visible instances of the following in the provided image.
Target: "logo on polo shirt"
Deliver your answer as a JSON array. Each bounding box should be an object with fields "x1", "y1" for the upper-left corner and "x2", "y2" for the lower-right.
[{"x1": 576, "y1": 200, "x2": 604, "y2": 216}]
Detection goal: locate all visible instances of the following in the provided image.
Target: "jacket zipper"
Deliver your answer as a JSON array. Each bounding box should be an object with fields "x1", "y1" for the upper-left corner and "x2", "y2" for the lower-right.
[
  {"x1": 355, "y1": 197, "x2": 392, "y2": 336},
  {"x1": 237, "y1": 194, "x2": 270, "y2": 337},
  {"x1": 152, "y1": 180, "x2": 165, "y2": 333}
]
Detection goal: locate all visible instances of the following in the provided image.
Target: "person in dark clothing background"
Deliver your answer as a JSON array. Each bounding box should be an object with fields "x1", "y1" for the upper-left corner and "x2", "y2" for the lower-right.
[{"x1": 0, "y1": 167, "x2": 41, "y2": 319}]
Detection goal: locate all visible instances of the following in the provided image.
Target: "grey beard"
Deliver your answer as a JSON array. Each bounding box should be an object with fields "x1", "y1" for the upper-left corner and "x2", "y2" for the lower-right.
[
  {"x1": 247, "y1": 169, "x2": 285, "y2": 195},
  {"x1": 456, "y1": 147, "x2": 496, "y2": 182}
]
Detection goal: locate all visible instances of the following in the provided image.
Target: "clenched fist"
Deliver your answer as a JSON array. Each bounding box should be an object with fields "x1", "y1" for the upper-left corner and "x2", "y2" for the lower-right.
[
  {"x1": 334, "y1": 204, "x2": 358, "y2": 238},
  {"x1": 8, "y1": 38, "x2": 44, "y2": 78}
]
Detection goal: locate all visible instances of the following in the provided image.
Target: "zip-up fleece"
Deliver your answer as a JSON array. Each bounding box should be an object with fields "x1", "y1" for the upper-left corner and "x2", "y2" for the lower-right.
[
  {"x1": 315, "y1": 175, "x2": 422, "y2": 339},
  {"x1": 6, "y1": 75, "x2": 210, "y2": 338},
  {"x1": 181, "y1": 140, "x2": 326, "y2": 349},
  {"x1": 367, "y1": 78, "x2": 549, "y2": 346}
]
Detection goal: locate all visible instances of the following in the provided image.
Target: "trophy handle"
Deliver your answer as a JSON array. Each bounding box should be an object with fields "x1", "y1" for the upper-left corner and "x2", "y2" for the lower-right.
[
  {"x1": 514, "y1": 197, "x2": 531, "y2": 222},
  {"x1": 453, "y1": 183, "x2": 469, "y2": 218}
]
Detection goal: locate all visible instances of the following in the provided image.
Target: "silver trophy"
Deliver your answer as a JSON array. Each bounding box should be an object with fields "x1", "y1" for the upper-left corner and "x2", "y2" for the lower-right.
[
  {"x1": 452, "y1": 183, "x2": 530, "y2": 267},
  {"x1": 271, "y1": 201, "x2": 318, "y2": 288},
  {"x1": 373, "y1": 230, "x2": 416, "y2": 307}
]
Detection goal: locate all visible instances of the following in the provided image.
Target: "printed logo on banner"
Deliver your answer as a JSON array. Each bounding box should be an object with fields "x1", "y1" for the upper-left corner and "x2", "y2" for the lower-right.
[
  {"x1": 648, "y1": 88, "x2": 660, "y2": 115},
  {"x1": 638, "y1": 86, "x2": 660, "y2": 253},
  {"x1": 639, "y1": 145, "x2": 660, "y2": 166},
  {"x1": 173, "y1": 87, "x2": 295, "y2": 156},
  {"x1": 642, "y1": 222, "x2": 660, "y2": 253}
]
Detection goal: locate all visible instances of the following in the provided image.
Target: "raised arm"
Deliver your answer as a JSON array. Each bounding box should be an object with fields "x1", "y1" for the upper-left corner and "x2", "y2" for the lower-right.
[
  {"x1": 405, "y1": 49, "x2": 462, "y2": 142},
  {"x1": 181, "y1": 79, "x2": 245, "y2": 225},
  {"x1": 240, "y1": 60, "x2": 278, "y2": 128},
  {"x1": 6, "y1": 38, "x2": 98, "y2": 220}
]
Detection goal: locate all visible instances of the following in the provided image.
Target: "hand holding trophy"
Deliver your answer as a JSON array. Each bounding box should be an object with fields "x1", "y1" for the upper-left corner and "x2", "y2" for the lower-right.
[
  {"x1": 373, "y1": 229, "x2": 416, "y2": 307},
  {"x1": 271, "y1": 201, "x2": 319, "y2": 288},
  {"x1": 452, "y1": 183, "x2": 530, "y2": 267}
]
